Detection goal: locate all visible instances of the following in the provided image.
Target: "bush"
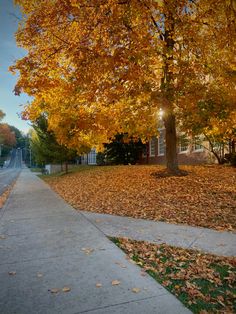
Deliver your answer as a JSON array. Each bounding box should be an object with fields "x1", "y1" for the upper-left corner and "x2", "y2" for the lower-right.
[
  {"x1": 96, "y1": 152, "x2": 106, "y2": 166},
  {"x1": 225, "y1": 153, "x2": 236, "y2": 167},
  {"x1": 229, "y1": 153, "x2": 236, "y2": 167}
]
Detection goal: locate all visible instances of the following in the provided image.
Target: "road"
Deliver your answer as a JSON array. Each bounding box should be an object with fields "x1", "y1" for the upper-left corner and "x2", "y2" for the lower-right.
[{"x1": 0, "y1": 148, "x2": 22, "y2": 195}]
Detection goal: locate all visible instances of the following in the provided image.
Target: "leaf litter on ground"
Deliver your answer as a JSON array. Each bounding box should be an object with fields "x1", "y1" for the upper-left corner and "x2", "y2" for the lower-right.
[
  {"x1": 113, "y1": 237, "x2": 236, "y2": 314},
  {"x1": 44, "y1": 165, "x2": 236, "y2": 232}
]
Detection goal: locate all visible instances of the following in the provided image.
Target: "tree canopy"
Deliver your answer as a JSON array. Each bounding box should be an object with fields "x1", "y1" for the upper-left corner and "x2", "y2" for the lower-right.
[{"x1": 11, "y1": 0, "x2": 236, "y2": 172}]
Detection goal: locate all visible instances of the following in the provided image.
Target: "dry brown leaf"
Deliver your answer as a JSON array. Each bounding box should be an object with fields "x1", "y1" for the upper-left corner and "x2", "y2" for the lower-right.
[
  {"x1": 111, "y1": 280, "x2": 121, "y2": 286},
  {"x1": 132, "y1": 287, "x2": 141, "y2": 293},
  {"x1": 96, "y1": 283, "x2": 102, "y2": 288},
  {"x1": 81, "y1": 247, "x2": 94, "y2": 255},
  {"x1": 50, "y1": 288, "x2": 60, "y2": 294}
]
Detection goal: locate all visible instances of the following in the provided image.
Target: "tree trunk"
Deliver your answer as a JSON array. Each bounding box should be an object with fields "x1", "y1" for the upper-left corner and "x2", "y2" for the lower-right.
[
  {"x1": 65, "y1": 162, "x2": 68, "y2": 174},
  {"x1": 146, "y1": 142, "x2": 149, "y2": 164},
  {"x1": 232, "y1": 140, "x2": 235, "y2": 153},
  {"x1": 164, "y1": 113, "x2": 179, "y2": 172},
  {"x1": 161, "y1": 9, "x2": 179, "y2": 173}
]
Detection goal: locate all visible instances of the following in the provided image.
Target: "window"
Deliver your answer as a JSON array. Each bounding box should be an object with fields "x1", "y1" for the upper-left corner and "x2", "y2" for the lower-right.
[
  {"x1": 193, "y1": 136, "x2": 203, "y2": 151},
  {"x1": 149, "y1": 138, "x2": 156, "y2": 157},
  {"x1": 179, "y1": 134, "x2": 189, "y2": 153},
  {"x1": 87, "y1": 148, "x2": 97, "y2": 165},
  {"x1": 158, "y1": 129, "x2": 165, "y2": 156}
]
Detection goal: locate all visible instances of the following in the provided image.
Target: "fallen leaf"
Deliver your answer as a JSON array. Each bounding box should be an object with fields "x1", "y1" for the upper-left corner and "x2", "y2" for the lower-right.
[
  {"x1": 96, "y1": 283, "x2": 102, "y2": 288},
  {"x1": 81, "y1": 247, "x2": 94, "y2": 255},
  {"x1": 8, "y1": 271, "x2": 16, "y2": 276},
  {"x1": 112, "y1": 280, "x2": 121, "y2": 286},
  {"x1": 37, "y1": 273, "x2": 43, "y2": 278},
  {"x1": 132, "y1": 287, "x2": 141, "y2": 293},
  {"x1": 50, "y1": 288, "x2": 60, "y2": 294},
  {"x1": 62, "y1": 287, "x2": 71, "y2": 292}
]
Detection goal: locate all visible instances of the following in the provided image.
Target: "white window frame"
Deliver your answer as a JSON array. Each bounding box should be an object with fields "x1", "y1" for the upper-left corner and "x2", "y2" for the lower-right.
[
  {"x1": 178, "y1": 134, "x2": 189, "y2": 154},
  {"x1": 158, "y1": 128, "x2": 165, "y2": 156},
  {"x1": 87, "y1": 148, "x2": 97, "y2": 165},
  {"x1": 149, "y1": 138, "x2": 156, "y2": 157},
  {"x1": 193, "y1": 136, "x2": 204, "y2": 152}
]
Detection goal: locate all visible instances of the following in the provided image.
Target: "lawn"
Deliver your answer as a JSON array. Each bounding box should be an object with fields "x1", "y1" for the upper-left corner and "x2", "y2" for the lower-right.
[
  {"x1": 44, "y1": 165, "x2": 236, "y2": 232},
  {"x1": 112, "y1": 237, "x2": 236, "y2": 314}
]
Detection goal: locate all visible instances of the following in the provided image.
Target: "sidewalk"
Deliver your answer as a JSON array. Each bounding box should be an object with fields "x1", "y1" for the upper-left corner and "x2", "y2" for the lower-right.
[
  {"x1": 81, "y1": 212, "x2": 236, "y2": 257},
  {"x1": 0, "y1": 169, "x2": 190, "y2": 314}
]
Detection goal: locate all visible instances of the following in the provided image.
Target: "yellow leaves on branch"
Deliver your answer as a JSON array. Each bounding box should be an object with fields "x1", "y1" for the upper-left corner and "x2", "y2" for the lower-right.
[{"x1": 12, "y1": 0, "x2": 236, "y2": 152}]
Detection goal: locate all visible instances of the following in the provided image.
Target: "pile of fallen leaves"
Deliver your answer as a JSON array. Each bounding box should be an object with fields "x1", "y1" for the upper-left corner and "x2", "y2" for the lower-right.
[
  {"x1": 0, "y1": 185, "x2": 13, "y2": 208},
  {"x1": 113, "y1": 237, "x2": 236, "y2": 314},
  {"x1": 44, "y1": 165, "x2": 236, "y2": 231}
]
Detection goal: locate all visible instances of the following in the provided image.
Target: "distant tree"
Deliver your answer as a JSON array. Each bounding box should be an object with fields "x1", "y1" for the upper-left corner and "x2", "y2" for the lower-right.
[
  {"x1": 0, "y1": 123, "x2": 16, "y2": 162},
  {"x1": 0, "y1": 110, "x2": 5, "y2": 121},
  {"x1": 9, "y1": 125, "x2": 26, "y2": 148},
  {"x1": 30, "y1": 115, "x2": 78, "y2": 172}
]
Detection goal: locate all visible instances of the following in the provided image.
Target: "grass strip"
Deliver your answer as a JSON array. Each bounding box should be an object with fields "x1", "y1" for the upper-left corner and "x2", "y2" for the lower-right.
[{"x1": 111, "y1": 237, "x2": 236, "y2": 314}]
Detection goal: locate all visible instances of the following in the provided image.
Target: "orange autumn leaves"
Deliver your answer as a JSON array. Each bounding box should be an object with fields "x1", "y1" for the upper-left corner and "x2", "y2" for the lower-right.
[
  {"x1": 44, "y1": 165, "x2": 236, "y2": 232},
  {"x1": 12, "y1": 0, "x2": 236, "y2": 157},
  {"x1": 115, "y1": 238, "x2": 236, "y2": 313}
]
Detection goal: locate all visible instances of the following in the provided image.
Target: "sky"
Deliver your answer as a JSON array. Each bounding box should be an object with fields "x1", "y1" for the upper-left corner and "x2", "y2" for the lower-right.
[{"x1": 0, "y1": 0, "x2": 31, "y2": 133}]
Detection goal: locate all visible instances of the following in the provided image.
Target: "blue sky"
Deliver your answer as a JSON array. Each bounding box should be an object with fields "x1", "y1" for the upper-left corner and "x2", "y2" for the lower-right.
[{"x1": 0, "y1": 0, "x2": 31, "y2": 133}]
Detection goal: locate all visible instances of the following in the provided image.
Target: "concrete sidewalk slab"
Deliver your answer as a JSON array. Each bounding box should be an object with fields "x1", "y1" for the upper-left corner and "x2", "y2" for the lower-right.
[
  {"x1": 81, "y1": 211, "x2": 236, "y2": 257},
  {"x1": 0, "y1": 169, "x2": 191, "y2": 314}
]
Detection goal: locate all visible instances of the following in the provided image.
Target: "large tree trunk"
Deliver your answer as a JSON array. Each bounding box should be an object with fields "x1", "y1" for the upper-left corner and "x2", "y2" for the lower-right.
[
  {"x1": 164, "y1": 113, "x2": 178, "y2": 172},
  {"x1": 161, "y1": 9, "x2": 179, "y2": 173}
]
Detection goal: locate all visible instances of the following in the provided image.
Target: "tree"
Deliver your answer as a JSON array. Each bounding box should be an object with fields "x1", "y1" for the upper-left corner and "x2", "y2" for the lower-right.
[
  {"x1": 11, "y1": 0, "x2": 236, "y2": 173},
  {"x1": 30, "y1": 115, "x2": 78, "y2": 171},
  {"x1": 99, "y1": 133, "x2": 145, "y2": 165},
  {"x1": 178, "y1": 77, "x2": 236, "y2": 164},
  {"x1": 0, "y1": 124, "x2": 16, "y2": 147},
  {"x1": 0, "y1": 123, "x2": 17, "y2": 162},
  {"x1": 0, "y1": 110, "x2": 5, "y2": 122},
  {"x1": 9, "y1": 125, "x2": 26, "y2": 148}
]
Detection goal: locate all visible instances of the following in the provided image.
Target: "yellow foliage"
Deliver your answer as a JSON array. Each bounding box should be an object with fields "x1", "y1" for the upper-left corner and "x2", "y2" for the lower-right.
[{"x1": 11, "y1": 0, "x2": 236, "y2": 151}]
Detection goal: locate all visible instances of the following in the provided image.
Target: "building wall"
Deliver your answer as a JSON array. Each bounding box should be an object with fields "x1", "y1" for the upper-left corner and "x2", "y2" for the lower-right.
[{"x1": 140, "y1": 136, "x2": 215, "y2": 165}]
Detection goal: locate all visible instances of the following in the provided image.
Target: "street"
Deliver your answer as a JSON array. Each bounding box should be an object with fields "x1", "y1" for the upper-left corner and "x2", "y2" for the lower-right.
[{"x1": 0, "y1": 149, "x2": 22, "y2": 195}]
